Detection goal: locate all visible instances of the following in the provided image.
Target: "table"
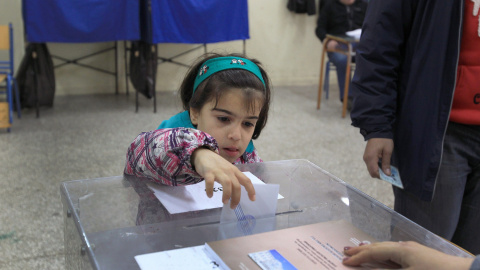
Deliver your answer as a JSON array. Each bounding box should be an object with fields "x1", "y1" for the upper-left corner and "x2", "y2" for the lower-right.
[
  {"x1": 61, "y1": 159, "x2": 472, "y2": 269},
  {"x1": 317, "y1": 34, "x2": 358, "y2": 118}
]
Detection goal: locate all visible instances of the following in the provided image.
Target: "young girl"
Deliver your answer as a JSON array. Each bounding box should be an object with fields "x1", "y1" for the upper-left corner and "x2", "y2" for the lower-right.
[{"x1": 124, "y1": 53, "x2": 271, "y2": 210}]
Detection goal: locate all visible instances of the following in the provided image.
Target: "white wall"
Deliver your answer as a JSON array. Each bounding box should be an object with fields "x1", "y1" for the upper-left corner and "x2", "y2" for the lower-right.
[
  {"x1": 0, "y1": 0, "x2": 24, "y2": 76},
  {"x1": 1, "y1": 0, "x2": 323, "y2": 96}
]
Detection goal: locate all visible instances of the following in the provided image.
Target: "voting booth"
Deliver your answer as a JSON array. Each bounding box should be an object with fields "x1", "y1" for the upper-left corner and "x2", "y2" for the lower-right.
[
  {"x1": 146, "y1": 0, "x2": 249, "y2": 44},
  {"x1": 21, "y1": 0, "x2": 141, "y2": 117},
  {"x1": 131, "y1": 0, "x2": 250, "y2": 112},
  {"x1": 22, "y1": 0, "x2": 140, "y2": 43},
  {"x1": 22, "y1": 0, "x2": 250, "y2": 113},
  {"x1": 61, "y1": 159, "x2": 473, "y2": 269}
]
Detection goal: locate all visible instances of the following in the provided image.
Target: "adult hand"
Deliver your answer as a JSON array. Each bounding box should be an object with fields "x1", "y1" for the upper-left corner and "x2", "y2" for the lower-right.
[
  {"x1": 192, "y1": 148, "x2": 256, "y2": 209},
  {"x1": 363, "y1": 138, "x2": 394, "y2": 178},
  {"x1": 343, "y1": 241, "x2": 474, "y2": 270}
]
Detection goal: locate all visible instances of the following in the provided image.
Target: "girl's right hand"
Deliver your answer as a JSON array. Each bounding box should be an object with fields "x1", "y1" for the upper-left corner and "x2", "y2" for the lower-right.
[{"x1": 191, "y1": 148, "x2": 256, "y2": 209}]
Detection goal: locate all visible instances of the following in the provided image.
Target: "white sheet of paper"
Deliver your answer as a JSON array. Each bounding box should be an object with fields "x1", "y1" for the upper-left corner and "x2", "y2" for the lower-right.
[
  {"x1": 147, "y1": 171, "x2": 283, "y2": 214},
  {"x1": 346, "y1": 28, "x2": 362, "y2": 39},
  {"x1": 216, "y1": 184, "x2": 279, "y2": 239},
  {"x1": 146, "y1": 181, "x2": 223, "y2": 214},
  {"x1": 135, "y1": 245, "x2": 225, "y2": 270},
  {"x1": 242, "y1": 172, "x2": 284, "y2": 199}
]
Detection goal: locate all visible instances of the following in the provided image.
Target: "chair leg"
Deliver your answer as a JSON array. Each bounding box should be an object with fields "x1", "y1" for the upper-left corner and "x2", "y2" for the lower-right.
[
  {"x1": 324, "y1": 61, "x2": 330, "y2": 100},
  {"x1": 317, "y1": 43, "x2": 328, "y2": 110},
  {"x1": 6, "y1": 76, "x2": 13, "y2": 125},
  {"x1": 12, "y1": 78, "x2": 21, "y2": 119}
]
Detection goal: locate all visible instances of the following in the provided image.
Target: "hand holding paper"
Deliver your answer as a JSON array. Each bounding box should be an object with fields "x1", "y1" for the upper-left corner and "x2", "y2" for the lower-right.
[
  {"x1": 192, "y1": 148, "x2": 256, "y2": 208},
  {"x1": 379, "y1": 165, "x2": 404, "y2": 189}
]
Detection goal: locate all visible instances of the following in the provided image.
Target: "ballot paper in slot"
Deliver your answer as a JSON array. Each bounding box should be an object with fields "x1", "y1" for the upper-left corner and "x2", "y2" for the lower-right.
[
  {"x1": 146, "y1": 171, "x2": 283, "y2": 214},
  {"x1": 218, "y1": 183, "x2": 280, "y2": 239}
]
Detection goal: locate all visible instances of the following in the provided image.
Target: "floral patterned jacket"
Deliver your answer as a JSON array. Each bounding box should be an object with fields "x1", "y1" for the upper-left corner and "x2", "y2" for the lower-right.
[{"x1": 124, "y1": 128, "x2": 262, "y2": 185}]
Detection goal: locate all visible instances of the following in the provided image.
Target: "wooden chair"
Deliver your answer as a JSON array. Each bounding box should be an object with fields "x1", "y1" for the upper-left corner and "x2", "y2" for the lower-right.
[
  {"x1": 323, "y1": 60, "x2": 356, "y2": 101},
  {"x1": 0, "y1": 23, "x2": 21, "y2": 131},
  {"x1": 317, "y1": 34, "x2": 357, "y2": 118}
]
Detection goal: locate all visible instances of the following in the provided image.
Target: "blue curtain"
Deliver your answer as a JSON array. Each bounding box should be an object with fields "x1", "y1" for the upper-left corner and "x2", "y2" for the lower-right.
[
  {"x1": 23, "y1": 0, "x2": 140, "y2": 43},
  {"x1": 148, "y1": 0, "x2": 249, "y2": 44}
]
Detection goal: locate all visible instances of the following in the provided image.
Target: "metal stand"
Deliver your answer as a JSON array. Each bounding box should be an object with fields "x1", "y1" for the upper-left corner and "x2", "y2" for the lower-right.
[{"x1": 52, "y1": 42, "x2": 120, "y2": 95}]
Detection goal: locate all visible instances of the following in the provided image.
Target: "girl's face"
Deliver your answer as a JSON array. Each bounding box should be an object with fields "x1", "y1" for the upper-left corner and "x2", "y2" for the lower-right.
[{"x1": 190, "y1": 88, "x2": 262, "y2": 163}]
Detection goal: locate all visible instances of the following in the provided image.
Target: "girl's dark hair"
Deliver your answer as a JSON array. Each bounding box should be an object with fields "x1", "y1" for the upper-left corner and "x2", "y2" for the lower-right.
[{"x1": 180, "y1": 53, "x2": 271, "y2": 140}]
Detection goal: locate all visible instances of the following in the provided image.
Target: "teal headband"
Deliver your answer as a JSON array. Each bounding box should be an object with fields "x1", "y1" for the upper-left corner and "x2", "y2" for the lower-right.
[{"x1": 193, "y1": 56, "x2": 266, "y2": 94}]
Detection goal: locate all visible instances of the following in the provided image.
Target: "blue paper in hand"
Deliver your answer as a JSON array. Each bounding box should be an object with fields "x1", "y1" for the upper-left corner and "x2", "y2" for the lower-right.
[{"x1": 379, "y1": 165, "x2": 404, "y2": 189}]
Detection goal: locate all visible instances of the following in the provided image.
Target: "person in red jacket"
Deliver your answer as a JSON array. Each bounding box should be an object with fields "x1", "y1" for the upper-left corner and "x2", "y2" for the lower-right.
[{"x1": 350, "y1": 0, "x2": 480, "y2": 254}]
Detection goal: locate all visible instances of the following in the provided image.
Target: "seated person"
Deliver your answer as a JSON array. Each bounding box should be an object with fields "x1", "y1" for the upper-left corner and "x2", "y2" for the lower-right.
[{"x1": 315, "y1": 0, "x2": 367, "y2": 106}]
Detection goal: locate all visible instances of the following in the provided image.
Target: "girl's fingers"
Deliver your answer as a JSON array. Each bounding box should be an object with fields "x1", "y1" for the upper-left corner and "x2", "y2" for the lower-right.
[
  {"x1": 200, "y1": 158, "x2": 256, "y2": 208},
  {"x1": 218, "y1": 175, "x2": 232, "y2": 205},
  {"x1": 216, "y1": 171, "x2": 253, "y2": 209},
  {"x1": 229, "y1": 178, "x2": 241, "y2": 209},
  {"x1": 204, "y1": 173, "x2": 215, "y2": 198},
  {"x1": 236, "y1": 171, "x2": 256, "y2": 201}
]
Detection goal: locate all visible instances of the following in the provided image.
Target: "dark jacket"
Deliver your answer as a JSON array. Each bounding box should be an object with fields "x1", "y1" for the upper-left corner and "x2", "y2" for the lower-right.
[
  {"x1": 315, "y1": 0, "x2": 367, "y2": 42},
  {"x1": 287, "y1": 0, "x2": 316, "y2": 15},
  {"x1": 350, "y1": 0, "x2": 463, "y2": 201}
]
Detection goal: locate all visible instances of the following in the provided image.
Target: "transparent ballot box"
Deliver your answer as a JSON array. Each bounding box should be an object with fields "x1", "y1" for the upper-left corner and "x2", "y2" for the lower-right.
[{"x1": 61, "y1": 159, "x2": 472, "y2": 269}]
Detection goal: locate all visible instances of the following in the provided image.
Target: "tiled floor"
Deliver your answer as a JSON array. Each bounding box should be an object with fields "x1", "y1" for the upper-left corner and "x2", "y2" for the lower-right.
[{"x1": 0, "y1": 85, "x2": 393, "y2": 269}]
